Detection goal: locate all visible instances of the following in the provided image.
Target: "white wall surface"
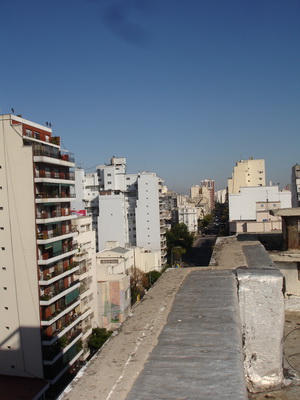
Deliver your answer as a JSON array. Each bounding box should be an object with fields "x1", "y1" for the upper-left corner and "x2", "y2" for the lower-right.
[
  {"x1": 98, "y1": 194, "x2": 127, "y2": 250},
  {"x1": 229, "y1": 186, "x2": 291, "y2": 221},
  {"x1": 135, "y1": 173, "x2": 161, "y2": 251}
]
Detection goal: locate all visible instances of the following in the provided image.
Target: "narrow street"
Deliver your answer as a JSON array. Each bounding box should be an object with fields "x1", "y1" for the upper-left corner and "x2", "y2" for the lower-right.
[{"x1": 182, "y1": 234, "x2": 217, "y2": 266}]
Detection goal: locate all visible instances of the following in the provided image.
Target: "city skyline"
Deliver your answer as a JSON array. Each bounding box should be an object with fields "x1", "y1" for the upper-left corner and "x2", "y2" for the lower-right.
[{"x1": 1, "y1": 0, "x2": 299, "y2": 193}]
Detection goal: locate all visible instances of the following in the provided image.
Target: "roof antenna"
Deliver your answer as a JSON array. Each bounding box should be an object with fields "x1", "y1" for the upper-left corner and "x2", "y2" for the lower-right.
[{"x1": 11, "y1": 108, "x2": 15, "y2": 113}]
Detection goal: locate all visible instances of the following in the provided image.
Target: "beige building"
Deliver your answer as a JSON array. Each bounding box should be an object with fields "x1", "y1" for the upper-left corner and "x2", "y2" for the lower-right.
[
  {"x1": 0, "y1": 114, "x2": 82, "y2": 388},
  {"x1": 228, "y1": 158, "x2": 266, "y2": 194},
  {"x1": 95, "y1": 250, "x2": 131, "y2": 330}
]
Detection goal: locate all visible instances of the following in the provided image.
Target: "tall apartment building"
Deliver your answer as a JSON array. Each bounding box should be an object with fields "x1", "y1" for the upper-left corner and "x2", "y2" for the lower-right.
[
  {"x1": 201, "y1": 179, "x2": 215, "y2": 211},
  {"x1": 228, "y1": 158, "x2": 266, "y2": 194},
  {"x1": 0, "y1": 114, "x2": 84, "y2": 388},
  {"x1": 72, "y1": 216, "x2": 99, "y2": 362},
  {"x1": 291, "y1": 164, "x2": 300, "y2": 207},
  {"x1": 190, "y1": 180, "x2": 215, "y2": 215},
  {"x1": 73, "y1": 157, "x2": 167, "y2": 265}
]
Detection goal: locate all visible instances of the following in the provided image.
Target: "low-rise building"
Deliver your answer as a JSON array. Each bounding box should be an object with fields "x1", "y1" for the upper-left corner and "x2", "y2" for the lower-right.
[{"x1": 229, "y1": 185, "x2": 291, "y2": 234}]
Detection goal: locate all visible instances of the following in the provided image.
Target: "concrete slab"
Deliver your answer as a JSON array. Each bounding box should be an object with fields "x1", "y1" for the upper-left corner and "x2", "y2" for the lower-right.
[{"x1": 125, "y1": 270, "x2": 248, "y2": 400}]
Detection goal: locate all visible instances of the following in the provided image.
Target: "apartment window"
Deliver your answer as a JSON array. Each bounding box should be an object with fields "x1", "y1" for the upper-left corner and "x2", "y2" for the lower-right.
[
  {"x1": 107, "y1": 181, "x2": 112, "y2": 184},
  {"x1": 4, "y1": 307, "x2": 8, "y2": 310},
  {"x1": 2, "y1": 267, "x2": 6, "y2": 270},
  {"x1": 1, "y1": 247, "x2": 5, "y2": 251},
  {"x1": 3, "y1": 287, "x2": 7, "y2": 290},
  {"x1": 0, "y1": 207, "x2": 3, "y2": 210},
  {"x1": 107, "y1": 173, "x2": 111, "y2": 176},
  {"x1": 126, "y1": 177, "x2": 130, "y2": 180},
  {"x1": 0, "y1": 186, "x2": 2, "y2": 190}
]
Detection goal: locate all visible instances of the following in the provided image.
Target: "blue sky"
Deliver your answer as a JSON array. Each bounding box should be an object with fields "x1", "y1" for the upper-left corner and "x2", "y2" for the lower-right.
[{"x1": 1, "y1": 0, "x2": 299, "y2": 193}]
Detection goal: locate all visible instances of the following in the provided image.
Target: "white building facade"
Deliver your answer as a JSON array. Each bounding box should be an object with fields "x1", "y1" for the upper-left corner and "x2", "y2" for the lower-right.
[
  {"x1": 229, "y1": 186, "x2": 292, "y2": 233},
  {"x1": 73, "y1": 157, "x2": 166, "y2": 265},
  {"x1": 72, "y1": 216, "x2": 99, "y2": 362}
]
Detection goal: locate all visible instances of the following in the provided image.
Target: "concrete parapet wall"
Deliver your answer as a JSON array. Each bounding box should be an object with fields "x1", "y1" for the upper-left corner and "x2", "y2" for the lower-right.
[
  {"x1": 237, "y1": 268, "x2": 285, "y2": 391},
  {"x1": 210, "y1": 235, "x2": 286, "y2": 392}
]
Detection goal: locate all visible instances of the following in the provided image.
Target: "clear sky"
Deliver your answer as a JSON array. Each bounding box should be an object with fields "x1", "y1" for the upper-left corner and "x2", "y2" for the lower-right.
[{"x1": 1, "y1": 0, "x2": 299, "y2": 193}]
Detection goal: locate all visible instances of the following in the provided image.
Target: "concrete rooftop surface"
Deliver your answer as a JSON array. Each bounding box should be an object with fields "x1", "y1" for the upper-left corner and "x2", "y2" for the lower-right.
[
  {"x1": 61, "y1": 236, "x2": 300, "y2": 400},
  {"x1": 61, "y1": 267, "x2": 247, "y2": 400}
]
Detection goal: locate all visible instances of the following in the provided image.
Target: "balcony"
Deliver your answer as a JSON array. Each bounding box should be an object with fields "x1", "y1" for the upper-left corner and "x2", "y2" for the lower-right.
[
  {"x1": 36, "y1": 208, "x2": 77, "y2": 224},
  {"x1": 35, "y1": 170, "x2": 75, "y2": 185},
  {"x1": 41, "y1": 300, "x2": 81, "y2": 326},
  {"x1": 40, "y1": 282, "x2": 80, "y2": 306},
  {"x1": 37, "y1": 226, "x2": 78, "y2": 245},
  {"x1": 42, "y1": 317, "x2": 82, "y2": 346},
  {"x1": 33, "y1": 147, "x2": 75, "y2": 166},
  {"x1": 39, "y1": 248, "x2": 78, "y2": 266},
  {"x1": 43, "y1": 330, "x2": 82, "y2": 365},
  {"x1": 23, "y1": 128, "x2": 60, "y2": 146},
  {"x1": 39, "y1": 262, "x2": 79, "y2": 285}
]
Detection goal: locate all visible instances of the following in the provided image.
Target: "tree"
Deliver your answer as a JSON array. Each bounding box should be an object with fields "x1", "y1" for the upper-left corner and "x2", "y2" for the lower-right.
[
  {"x1": 88, "y1": 328, "x2": 112, "y2": 352},
  {"x1": 145, "y1": 270, "x2": 161, "y2": 290},
  {"x1": 166, "y1": 223, "x2": 194, "y2": 250},
  {"x1": 130, "y1": 267, "x2": 148, "y2": 305},
  {"x1": 166, "y1": 223, "x2": 194, "y2": 265}
]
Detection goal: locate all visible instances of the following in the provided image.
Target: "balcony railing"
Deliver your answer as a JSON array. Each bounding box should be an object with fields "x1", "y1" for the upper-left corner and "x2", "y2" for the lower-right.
[
  {"x1": 33, "y1": 147, "x2": 75, "y2": 163},
  {"x1": 40, "y1": 261, "x2": 78, "y2": 281},
  {"x1": 37, "y1": 225, "x2": 76, "y2": 240},
  {"x1": 36, "y1": 192, "x2": 75, "y2": 200},
  {"x1": 36, "y1": 170, "x2": 75, "y2": 181},
  {"x1": 40, "y1": 243, "x2": 78, "y2": 261},
  {"x1": 36, "y1": 208, "x2": 72, "y2": 219},
  {"x1": 40, "y1": 280, "x2": 79, "y2": 301}
]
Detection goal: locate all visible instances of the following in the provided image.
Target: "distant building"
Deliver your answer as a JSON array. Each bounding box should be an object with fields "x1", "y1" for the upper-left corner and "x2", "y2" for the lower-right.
[
  {"x1": 73, "y1": 157, "x2": 167, "y2": 265},
  {"x1": 215, "y1": 188, "x2": 227, "y2": 204},
  {"x1": 173, "y1": 205, "x2": 198, "y2": 233},
  {"x1": 0, "y1": 114, "x2": 83, "y2": 388},
  {"x1": 229, "y1": 185, "x2": 291, "y2": 234},
  {"x1": 190, "y1": 180, "x2": 215, "y2": 215},
  {"x1": 228, "y1": 158, "x2": 266, "y2": 194},
  {"x1": 291, "y1": 164, "x2": 300, "y2": 207},
  {"x1": 201, "y1": 179, "x2": 215, "y2": 210}
]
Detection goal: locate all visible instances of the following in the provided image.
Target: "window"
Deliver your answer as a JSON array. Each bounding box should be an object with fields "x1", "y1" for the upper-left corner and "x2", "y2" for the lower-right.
[
  {"x1": 107, "y1": 181, "x2": 112, "y2": 184},
  {"x1": 126, "y1": 177, "x2": 130, "y2": 180},
  {"x1": 107, "y1": 173, "x2": 111, "y2": 176}
]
